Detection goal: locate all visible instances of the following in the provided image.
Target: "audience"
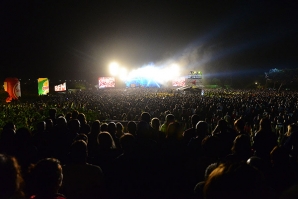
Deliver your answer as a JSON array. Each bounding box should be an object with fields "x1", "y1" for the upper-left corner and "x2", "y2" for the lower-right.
[{"x1": 1, "y1": 88, "x2": 298, "y2": 199}]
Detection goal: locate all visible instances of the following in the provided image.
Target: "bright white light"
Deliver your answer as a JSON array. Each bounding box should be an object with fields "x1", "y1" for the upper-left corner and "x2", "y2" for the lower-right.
[
  {"x1": 155, "y1": 72, "x2": 165, "y2": 83},
  {"x1": 168, "y1": 64, "x2": 180, "y2": 77},
  {"x1": 117, "y1": 62, "x2": 183, "y2": 85},
  {"x1": 158, "y1": 64, "x2": 180, "y2": 82},
  {"x1": 109, "y1": 62, "x2": 119, "y2": 76},
  {"x1": 127, "y1": 69, "x2": 137, "y2": 80},
  {"x1": 143, "y1": 66, "x2": 157, "y2": 79},
  {"x1": 119, "y1": 67, "x2": 128, "y2": 80}
]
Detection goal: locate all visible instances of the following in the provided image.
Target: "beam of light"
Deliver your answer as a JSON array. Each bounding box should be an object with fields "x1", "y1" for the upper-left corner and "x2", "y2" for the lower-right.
[
  {"x1": 66, "y1": 46, "x2": 98, "y2": 64},
  {"x1": 158, "y1": 5, "x2": 255, "y2": 73},
  {"x1": 172, "y1": 6, "x2": 251, "y2": 58},
  {"x1": 203, "y1": 67, "x2": 270, "y2": 79},
  {"x1": 197, "y1": 24, "x2": 298, "y2": 67},
  {"x1": 149, "y1": 4, "x2": 295, "y2": 78},
  {"x1": 69, "y1": 4, "x2": 285, "y2": 82}
]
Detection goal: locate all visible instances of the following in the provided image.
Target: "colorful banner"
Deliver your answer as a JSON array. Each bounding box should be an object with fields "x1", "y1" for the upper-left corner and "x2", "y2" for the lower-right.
[
  {"x1": 55, "y1": 82, "x2": 66, "y2": 92},
  {"x1": 4, "y1": 78, "x2": 21, "y2": 102},
  {"x1": 38, "y1": 78, "x2": 49, "y2": 95}
]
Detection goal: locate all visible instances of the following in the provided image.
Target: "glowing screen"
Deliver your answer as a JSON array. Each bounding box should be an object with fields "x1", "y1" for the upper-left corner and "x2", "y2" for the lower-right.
[
  {"x1": 172, "y1": 77, "x2": 186, "y2": 87},
  {"x1": 98, "y1": 77, "x2": 115, "y2": 88},
  {"x1": 55, "y1": 82, "x2": 66, "y2": 91}
]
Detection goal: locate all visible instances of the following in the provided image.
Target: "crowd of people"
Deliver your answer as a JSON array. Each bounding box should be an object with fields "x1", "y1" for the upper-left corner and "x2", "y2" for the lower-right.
[{"x1": 1, "y1": 88, "x2": 298, "y2": 199}]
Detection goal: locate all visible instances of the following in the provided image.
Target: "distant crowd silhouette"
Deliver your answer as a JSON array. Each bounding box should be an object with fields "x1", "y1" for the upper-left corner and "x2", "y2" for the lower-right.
[{"x1": 1, "y1": 88, "x2": 298, "y2": 199}]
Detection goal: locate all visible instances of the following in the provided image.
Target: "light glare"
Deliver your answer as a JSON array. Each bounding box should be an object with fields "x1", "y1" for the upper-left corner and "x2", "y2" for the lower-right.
[
  {"x1": 109, "y1": 62, "x2": 119, "y2": 76},
  {"x1": 119, "y1": 67, "x2": 128, "y2": 80}
]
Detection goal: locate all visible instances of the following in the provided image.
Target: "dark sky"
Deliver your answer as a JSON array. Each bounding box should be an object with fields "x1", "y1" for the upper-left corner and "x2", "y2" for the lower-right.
[{"x1": 1, "y1": 0, "x2": 297, "y2": 82}]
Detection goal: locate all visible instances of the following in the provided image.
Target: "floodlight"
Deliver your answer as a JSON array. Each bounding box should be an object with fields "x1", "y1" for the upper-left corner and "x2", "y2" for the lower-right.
[{"x1": 109, "y1": 62, "x2": 119, "y2": 76}]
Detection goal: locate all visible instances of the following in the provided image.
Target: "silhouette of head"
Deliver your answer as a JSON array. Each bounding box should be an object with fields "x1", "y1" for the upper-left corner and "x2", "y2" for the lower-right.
[
  {"x1": 0, "y1": 154, "x2": 23, "y2": 199},
  {"x1": 196, "y1": 121, "x2": 209, "y2": 137},
  {"x1": 204, "y1": 162, "x2": 264, "y2": 199},
  {"x1": 165, "y1": 114, "x2": 175, "y2": 123},
  {"x1": 141, "y1": 112, "x2": 151, "y2": 123},
  {"x1": 97, "y1": 131, "x2": 116, "y2": 149},
  {"x1": 30, "y1": 158, "x2": 63, "y2": 196},
  {"x1": 69, "y1": 140, "x2": 88, "y2": 164},
  {"x1": 127, "y1": 121, "x2": 137, "y2": 136},
  {"x1": 191, "y1": 114, "x2": 200, "y2": 127}
]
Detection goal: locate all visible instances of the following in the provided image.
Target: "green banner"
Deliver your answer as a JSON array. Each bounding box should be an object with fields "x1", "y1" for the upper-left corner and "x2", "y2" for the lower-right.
[{"x1": 38, "y1": 78, "x2": 49, "y2": 95}]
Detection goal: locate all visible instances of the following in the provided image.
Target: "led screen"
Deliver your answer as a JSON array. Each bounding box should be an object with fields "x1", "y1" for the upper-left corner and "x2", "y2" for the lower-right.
[
  {"x1": 55, "y1": 82, "x2": 66, "y2": 91},
  {"x1": 98, "y1": 77, "x2": 115, "y2": 88},
  {"x1": 172, "y1": 77, "x2": 185, "y2": 87}
]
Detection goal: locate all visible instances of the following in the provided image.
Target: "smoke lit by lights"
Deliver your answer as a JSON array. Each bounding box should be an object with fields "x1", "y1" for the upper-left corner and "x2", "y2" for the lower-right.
[{"x1": 109, "y1": 62, "x2": 182, "y2": 84}]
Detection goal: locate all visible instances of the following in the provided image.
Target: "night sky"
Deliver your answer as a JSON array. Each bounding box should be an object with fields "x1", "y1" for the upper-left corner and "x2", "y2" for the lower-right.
[{"x1": 1, "y1": 1, "x2": 297, "y2": 83}]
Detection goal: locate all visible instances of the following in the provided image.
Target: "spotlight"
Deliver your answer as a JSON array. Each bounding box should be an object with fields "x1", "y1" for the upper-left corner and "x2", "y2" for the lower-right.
[{"x1": 109, "y1": 62, "x2": 119, "y2": 76}]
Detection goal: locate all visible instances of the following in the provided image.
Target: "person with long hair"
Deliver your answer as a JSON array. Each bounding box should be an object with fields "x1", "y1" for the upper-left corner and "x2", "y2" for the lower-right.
[
  {"x1": 0, "y1": 154, "x2": 24, "y2": 199},
  {"x1": 28, "y1": 158, "x2": 65, "y2": 199},
  {"x1": 88, "y1": 120, "x2": 101, "y2": 158}
]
